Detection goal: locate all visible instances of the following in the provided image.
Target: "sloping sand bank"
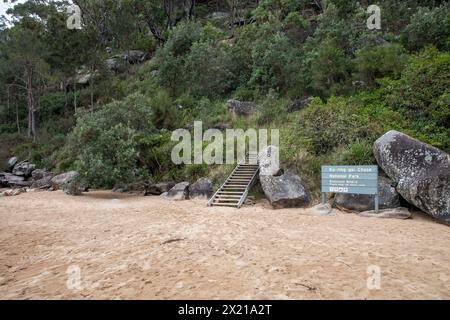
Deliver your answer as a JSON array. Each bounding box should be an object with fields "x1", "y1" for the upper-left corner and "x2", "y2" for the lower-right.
[{"x1": 1, "y1": 191, "x2": 449, "y2": 300}]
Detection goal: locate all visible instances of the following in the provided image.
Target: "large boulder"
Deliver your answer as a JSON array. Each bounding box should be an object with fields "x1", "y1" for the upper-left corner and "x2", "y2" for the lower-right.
[
  {"x1": 258, "y1": 146, "x2": 281, "y2": 176},
  {"x1": 50, "y1": 171, "x2": 79, "y2": 191},
  {"x1": 226, "y1": 100, "x2": 257, "y2": 116},
  {"x1": 189, "y1": 178, "x2": 213, "y2": 200},
  {"x1": 287, "y1": 97, "x2": 312, "y2": 113},
  {"x1": 161, "y1": 182, "x2": 189, "y2": 201},
  {"x1": 373, "y1": 130, "x2": 450, "y2": 224},
  {"x1": 145, "y1": 182, "x2": 175, "y2": 196},
  {"x1": 12, "y1": 161, "x2": 36, "y2": 178},
  {"x1": 0, "y1": 172, "x2": 31, "y2": 188},
  {"x1": 260, "y1": 171, "x2": 311, "y2": 209},
  {"x1": 333, "y1": 176, "x2": 401, "y2": 212},
  {"x1": 7, "y1": 157, "x2": 18, "y2": 172}
]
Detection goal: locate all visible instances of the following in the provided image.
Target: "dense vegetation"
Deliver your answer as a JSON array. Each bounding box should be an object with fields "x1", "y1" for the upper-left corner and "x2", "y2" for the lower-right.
[{"x1": 0, "y1": 0, "x2": 449, "y2": 198}]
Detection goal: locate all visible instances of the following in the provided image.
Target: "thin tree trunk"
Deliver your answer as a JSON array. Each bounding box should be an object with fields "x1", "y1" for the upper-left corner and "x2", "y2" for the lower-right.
[
  {"x1": 74, "y1": 79, "x2": 77, "y2": 113},
  {"x1": 90, "y1": 69, "x2": 94, "y2": 113}
]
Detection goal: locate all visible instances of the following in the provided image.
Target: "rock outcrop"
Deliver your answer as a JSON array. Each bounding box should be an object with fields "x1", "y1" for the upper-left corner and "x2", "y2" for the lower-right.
[
  {"x1": 260, "y1": 171, "x2": 311, "y2": 209},
  {"x1": 333, "y1": 176, "x2": 400, "y2": 212},
  {"x1": 226, "y1": 100, "x2": 257, "y2": 116},
  {"x1": 373, "y1": 130, "x2": 450, "y2": 224},
  {"x1": 189, "y1": 178, "x2": 213, "y2": 200}
]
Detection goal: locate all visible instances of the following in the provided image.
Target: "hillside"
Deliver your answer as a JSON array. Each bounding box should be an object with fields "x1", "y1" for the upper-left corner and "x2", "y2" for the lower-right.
[{"x1": 0, "y1": 0, "x2": 449, "y2": 199}]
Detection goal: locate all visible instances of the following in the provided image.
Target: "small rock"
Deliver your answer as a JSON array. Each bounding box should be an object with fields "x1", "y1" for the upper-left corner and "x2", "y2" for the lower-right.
[{"x1": 358, "y1": 207, "x2": 412, "y2": 220}]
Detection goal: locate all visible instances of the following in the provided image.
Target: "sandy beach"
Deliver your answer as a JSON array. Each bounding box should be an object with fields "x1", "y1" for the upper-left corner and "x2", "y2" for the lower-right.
[{"x1": 1, "y1": 190, "x2": 449, "y2": 300}]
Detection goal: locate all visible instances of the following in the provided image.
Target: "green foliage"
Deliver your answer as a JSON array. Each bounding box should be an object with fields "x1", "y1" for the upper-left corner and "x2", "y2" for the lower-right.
[
  {"x1": 384, "y1": 48, "x2": 450, "y2": 120},
  {"x1": 249, "y1": 31, "x2": 297, "y2": 93},
  {"x1": 354, "y1": 44, "x2": 408, "y2": 86},
  {"x1": 402, "y1": 4, "x2": 450, "y2": 51},
  {"x1": 69, "y1": 93, "x2": 154, "y2": 188}
]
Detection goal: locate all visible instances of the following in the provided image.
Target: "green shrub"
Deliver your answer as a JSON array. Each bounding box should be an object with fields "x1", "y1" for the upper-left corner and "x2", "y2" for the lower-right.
[
  {"x1": 354, "y1": 44, "x2": 408, "y2": 87},
  {"x1": 69, "y1": 93, "x2": 154, "y2": 188},
  {"x1": 402, "y1": 4, "x2": 450, "y2": 51}
]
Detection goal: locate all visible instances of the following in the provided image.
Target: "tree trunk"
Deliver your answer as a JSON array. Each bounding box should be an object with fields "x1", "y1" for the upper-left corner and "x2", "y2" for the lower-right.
[
  {"x1": 90, "y1": 71, "x2": 94, "y2": 113},
  {"x1": 74, "y1": 79, "x2": 77, "y2": 113},
  {"x1": 26, "y1": 71, "x2": 36, "y2": 140}
]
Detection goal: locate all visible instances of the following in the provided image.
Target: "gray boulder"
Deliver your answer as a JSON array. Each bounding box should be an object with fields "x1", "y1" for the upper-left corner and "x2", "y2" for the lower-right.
[
  {"x1": 260, "y1": 171, "x2": 311, "y2": 209},
  {"x1": 333, "y1": 176, "x2": 401, "y2": 212},
  {"x1": 287, "y1": 97, "x2": 312, "y2": 113},
  {"x1": 50, "y1": 171, "x2": 79, "y2": 191},
  {"x1": 7, "y1": 157, "x2": 18, "y2": 172},
  {"x1": 189, "y1": 178, "x2": 213, "y2": 200},
  {"x1": 373, "y1": 130, "x2": 450, "y2": 224},
  {"x1": 161, "y1": 182, "x2": 189, "y2": 201},
  {"x1": 226, "y1": 100, "x2": 257, "y2": 116},
  {"x1": 258, "y1": 146, "x2": 281, "y2": 176},
  {"x1": 145, "y1": 182, "x2": 175, "y2": 196},
  {"x1": 12, "y1": 161, "x2": 36, "y2": 177}
]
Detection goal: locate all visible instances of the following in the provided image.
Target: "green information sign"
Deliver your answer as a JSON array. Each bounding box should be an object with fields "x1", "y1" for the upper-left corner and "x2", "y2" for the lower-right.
[{"x1": 321, "y1": 165, "x2": 379, "y2": 212}]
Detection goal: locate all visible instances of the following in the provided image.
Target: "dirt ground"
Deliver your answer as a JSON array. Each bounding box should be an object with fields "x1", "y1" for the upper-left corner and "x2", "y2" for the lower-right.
[{"x1": 1, "y1": 190, "x2": 450, "y2": 300}]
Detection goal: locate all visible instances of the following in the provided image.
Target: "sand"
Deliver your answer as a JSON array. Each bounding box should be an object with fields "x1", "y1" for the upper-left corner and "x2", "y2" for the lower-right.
[{"x1": 1, "y1": 190, "x2": 450, "y2": 300}]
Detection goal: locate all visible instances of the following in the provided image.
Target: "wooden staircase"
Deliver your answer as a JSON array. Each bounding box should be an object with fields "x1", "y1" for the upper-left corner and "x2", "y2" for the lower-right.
[{"x1": 208, "y1": 152, "x2": 259, "y2": 208}]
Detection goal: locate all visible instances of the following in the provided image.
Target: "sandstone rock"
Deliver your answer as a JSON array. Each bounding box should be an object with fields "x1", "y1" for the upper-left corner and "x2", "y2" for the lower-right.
[
  {"x1": 12, "y1": 161, "x2": 36, "y2": 178},
  {"x1": 7, "y1": 157, "x2": 18, "y2": 172},
  {"x1": 358, "y1": 207, "x2": 412, "y2": 220},
  {"x1": 333, "y1": 176, "x2": 401, "y2": 212},
  {"x1": 50, "y1": 171, "x2": 79, "y2": 191},
  {"x1": 31, "y1": 169, "x2": 53, "y2": 181},
  {"x1": 145, "y1": 182, "x2": 176, "y2": 196},
  {"x1": 374, "y1": 130, "x2": 450, "y2": 224},
  {"x1": 260, "y1": 171, "x2": 311, "y2": 209},
  {"x1": 258, "y1": 146, "x2": 281, "y2": 176},
  {"x1": 189, "y1": 178, "x2": 213, "y2": 200},
  {"x1": 226, "y1": 100, "x2": 257, "y2": 116},
  {"x1": 161, "y1": 182, "x2": 189, "y2": 201}
]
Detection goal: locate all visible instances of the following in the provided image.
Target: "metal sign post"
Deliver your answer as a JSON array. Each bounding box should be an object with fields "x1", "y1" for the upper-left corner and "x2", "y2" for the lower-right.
[{"x1": 321, "y1": 165, "x2": 379, "y2": 213}]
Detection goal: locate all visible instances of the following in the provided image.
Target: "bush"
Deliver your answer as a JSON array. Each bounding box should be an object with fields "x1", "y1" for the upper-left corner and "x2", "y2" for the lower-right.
[
  {"x1": 384, "y1": 48, "x2": 450, "y2": 118},
  {"x1": 402, "y1": 4, "x2": 450, "y2": 51},
  {"x1": 354, "y1": 44, "x2": 408, "y2": 87},
  {"x1": 299, "y1": 97, "x2": 374, "y2": 155},
  {"x1": 69, "y1": 93, "x2": 154, "y2": 188},
  {"x1": 249, "y1": 32, "x2": 297, "y2": 93}
]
